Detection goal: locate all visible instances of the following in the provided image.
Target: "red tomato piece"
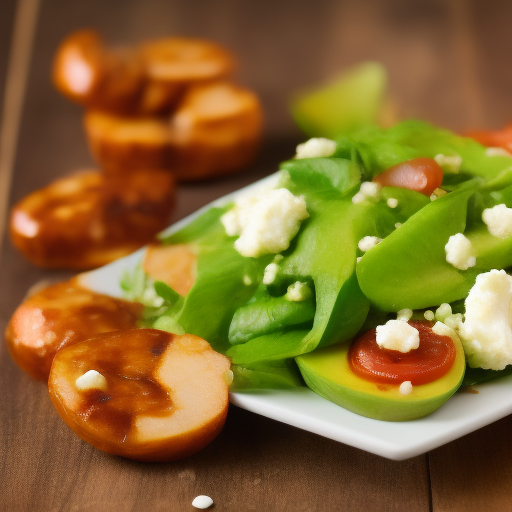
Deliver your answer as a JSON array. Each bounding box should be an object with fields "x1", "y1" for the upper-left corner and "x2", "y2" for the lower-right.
[
  {"x1": 466, "y1": 124, "x2": 512, "y2": 152},
  {"x1": 372, "y1": 157, "x2": 443, "y2": 196},
  {"x1": 348, "y1": 321, "x2": 456, "y2": 385}
]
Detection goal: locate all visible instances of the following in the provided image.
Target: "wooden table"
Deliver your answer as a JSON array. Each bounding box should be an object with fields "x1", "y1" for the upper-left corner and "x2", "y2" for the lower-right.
[{"x1": 2, "y1": 1, "x2": 512, "y2": 510}]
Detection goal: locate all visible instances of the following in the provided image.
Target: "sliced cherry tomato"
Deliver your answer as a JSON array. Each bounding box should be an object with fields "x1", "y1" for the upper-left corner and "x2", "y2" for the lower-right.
[
  {"x1": 372, "y1": 157, "x2": 443, "y2": 196},
  {"x1": 466, "y1": 124, "x2": 512, "y2": 152},
  {"x1": 348, "y1": 321, "x2": 456, "y2": 385}
]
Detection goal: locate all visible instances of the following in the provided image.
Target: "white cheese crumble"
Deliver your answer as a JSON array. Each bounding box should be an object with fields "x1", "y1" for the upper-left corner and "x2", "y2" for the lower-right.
[
  {"x1": 285, "y1": 281, "x2": 311, "y2": 301},
  {"x1": 395, "y1": 222, "x2": 402, "y2": 229},
  {"x1": 352, "y1": 182, "x2": 382, "y2": 204},
  {"x1": 430, "y1": 188, "x2": 447, "y2": 201},
  {"x1": 432, "y1": 321, "x2": 460, "y2": 344},
  {"x1": 434, "y1": 153, "x2": 462, "y2": 173},
  {"x1": 295, "y1": 137, "x2": 337, "y2": 159},
  {"x1": 243, "y1": 275, "x2": 252, "y2": 286},
  {"x1": 435, "y1": 303, "x2": 452, "y2": 322},
  {"x1": 397, "y1": 308, "x2": 413, "y2": 321},
  {"x1": 221, "y1": 188, "x2": 308, "y2": 258},
  {"x1": 387, "y1": 198, "x2": 398, "y2": 208},
  {"x1": 358, "y1": 236, "x2": 382, "y2": 252},
  {"x1": 445, "y1": 233, "x2": 476, "y2": 270},
  {"x1": 263, "y1": 262, "x2": 279, "y2": 285},
  {"x1": 482, "y1": 204, "x2": 512, "y2": 239},
  {"x1": 376, "y1": 320, "x2": 420, "y2": 353},
  {"x1": 75, "y1": 370, "x2": 108, "y2": 391},
  {"x1": 459, "y1": 269, "x2": 512, "y2": 370},
  {"x1": 399, "y1": 381, "x2": 413, "y2": 396},
  {"x1": 485, "y1": 147, "x2": 512, "y2": 157},
  {"x1": 192, "y1": 495, "x2": 214, "y2": 509},
  {"x1": 443, "y1": 313, "x2": 463, "y2": 331},
  {"x1": 424, "y1": 310, "x2": 435, "y2": 321}
]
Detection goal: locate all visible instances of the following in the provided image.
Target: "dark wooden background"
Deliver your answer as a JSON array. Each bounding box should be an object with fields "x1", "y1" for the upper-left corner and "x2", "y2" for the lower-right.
[{"x1": 3, "y1": 0, "x2": 512, "y2": 510}]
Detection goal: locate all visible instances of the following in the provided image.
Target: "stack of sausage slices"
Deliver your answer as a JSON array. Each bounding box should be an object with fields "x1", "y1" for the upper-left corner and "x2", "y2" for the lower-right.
[{"x1": 10, "y1": 30, "x2": 263, "y2": 270}]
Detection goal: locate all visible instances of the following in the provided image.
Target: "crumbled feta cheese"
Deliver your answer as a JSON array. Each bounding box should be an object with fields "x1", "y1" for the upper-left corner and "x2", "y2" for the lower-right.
[
  {"x1": 395, "y1": 222, "x2": 402, "y2": 229},
  {"x1": 445, "y1": 233, "x2": 476, "y2": 270},
  {"x1": 387, "y1": 198, "x2": 398, "y2": 208},
  {"x1": 75, "y1": 370, "x2": 108, "y2": 391},
  {"x1": 399, "y1": 381, "x2": 413, "y2": 395},
  {"x1": 459, "y1": 269, "x2": 512, "y2": 370},
  {"x1": 430, "y1": 188, "x2": 447, "y2": 201},
  {"x1": 295, "y1": 137, "x2": 337, "y2": 159},
  {"x1": 285, "y1": 281, "x2": 311, "y2": 301},
  {"x1": 376, "y1": 320, "x2": 420, "y2": 353},
  {"x1": 435, "y1": 303, "x2": 452, "y2": 322},
  {"x1": 358, "y1": 236, "x2": 382, "y2": 252},
  {"x1": 263, "y1": 262, "x2": 279, "y2": 285},
  {"x1": 352, "y1": 182, "x2": 382, "y2": 204},
  {"x1": 485, "y1": 147, "x2": 512, "y2": 157},
  {"x1": 221, "y1": 188, "x2": 308, "y2": 258},
  {"x1": 243, "y1": 275, "x2": 252, "y2": 286},
  {"x1": 482, "y1": 204, "x2": 512, "y2": 239},
  {"x1": 443, "y1": 313, "x2": 463, "y2": 331},
  {"x1": 434, "y1": 154, "x2": 462, "y2": 173},
  {"x1": 424, "y1": 310, "x2": 435, "y2": 321},
  {"x1": 432, "y1": 321, "x2": 460, "y2": 344},
  {"x1": 192, "y1": 495, "x2": 214, "y2": 510},
  {"x1": 397, "y1": 308, "x2": 413, "y2": 321},
  {"x1": 356, "y1": 256, "x2": 362, "y2": 263}
]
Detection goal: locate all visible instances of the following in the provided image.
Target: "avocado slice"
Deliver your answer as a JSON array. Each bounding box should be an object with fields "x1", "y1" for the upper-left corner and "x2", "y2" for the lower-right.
[{"x1": 296, "y1": 331, "x2": 465, "y2": 421}]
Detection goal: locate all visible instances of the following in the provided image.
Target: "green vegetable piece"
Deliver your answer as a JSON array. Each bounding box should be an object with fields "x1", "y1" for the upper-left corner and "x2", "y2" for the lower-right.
[
  {"x1": 230, "y1": 359, "x2": 303, "y2": 390},
  {"x1": 462, "y1": 366, "x2": 512, "y2": 387},
  {"x1": 357, "y1": 182, "x2": 480, "y2": 311},
  {"x1": 336, "y1": 120, "x2": 512, "y2": 181},
  {"x1": 291, "y1": 61, "x2": 388, "y2": 138},
  {"x1": 229, "y1": 290, "x2": 316, "y2": 345},
  {"x1": 296, "y1": 332, "x2": 465, "y2": 421}
]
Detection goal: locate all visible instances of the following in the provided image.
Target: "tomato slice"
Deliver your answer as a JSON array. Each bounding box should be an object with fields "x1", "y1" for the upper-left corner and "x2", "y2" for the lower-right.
[
  {"x1": 348, "y1": 321, "x2": 456, "y2": 385},
  {"x1": 372, "y1": 157, "x2": 443, "y2": 196},
  {"x1": 466, "y1": 124, "x2": 512, "y2": 152}
]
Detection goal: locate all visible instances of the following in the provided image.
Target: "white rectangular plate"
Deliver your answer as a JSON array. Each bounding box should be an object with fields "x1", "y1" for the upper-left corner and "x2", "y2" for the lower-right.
[{"x1": 79, "y1": 176, "x2": 512, "y2": 460}]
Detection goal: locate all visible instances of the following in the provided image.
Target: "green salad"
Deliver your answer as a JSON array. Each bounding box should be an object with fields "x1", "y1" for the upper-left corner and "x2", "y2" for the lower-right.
[{"x1": 120, "y1": 118, "x2": 512, "y2": 421}]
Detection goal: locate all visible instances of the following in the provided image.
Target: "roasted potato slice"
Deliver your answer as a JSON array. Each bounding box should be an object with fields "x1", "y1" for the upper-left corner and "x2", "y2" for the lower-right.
[
  {"x1": 5, "y1": 279, "x2": 142, "y2": 381},
  {"x1": 139, "y1": 37, "x2": 234, "y2": 85},
  {"x1": 48, "y1": 329, "x2": 231, "y2": 461},
  {"x1": 169, "y1": 81, "x2": 263, "y2": 180},
  {"x1": 143, "y1": 243, "x2": 197, "y2": 296},
  {"x1": 84, "y1": 111, "x2": 172, "y2": 172},
  {"x1": 53, "y1": 30, "x2": 145, "y2": 113},
  {"x1": 10, "y1": 169, "x2": 175, "y2": 269},
  {"x1": 84, "y1": 82, "x2": 262, "y2": 180}
]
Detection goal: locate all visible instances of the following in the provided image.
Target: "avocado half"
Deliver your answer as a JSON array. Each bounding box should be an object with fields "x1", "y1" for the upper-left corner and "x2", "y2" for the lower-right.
[{"x1": 296, "y1": 335, "x2": 465, "y2": 422}]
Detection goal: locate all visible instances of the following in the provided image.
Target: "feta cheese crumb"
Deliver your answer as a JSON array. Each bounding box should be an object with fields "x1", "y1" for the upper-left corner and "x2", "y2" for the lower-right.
[
  {"x1": 356, "y1": 256, "x2": 362, "y2": 263},
  {"x1": 295, "y1": 137, "x2": 337, "y2": 159},
  {"x1": 263, "y1": 263, "x2": 279, "y2": 285},
  {"x1": 424, "y1": 310, "x2": 435, "y2": 321},
  {"x1": 434, "y1": 153, "x2": 462, "y2": 173},
  {"x1": 435, "y1": 303, "x2": 452, "y2": 322},
  {"x1": 395, "y1": 222, "x2": 402, "y2": 229},
  {"x1": 485, "y1": 147, "x2": 512, "y2": 157},
  {"x1": 397, "y1": 308, "x2": 413, "y2": 321},
  {"x1": 352, "y1": 182, "x2": 382, "y2": 204},
  {"x1": 430, "y1": 188, "x2": 447, "y2": 201},
  {"x1": 482, "y1": 204, "x2": 512, "y2": 239},
  {"x1": 445, "y1": 233, "x2": 476, "y2": 270},
  {"x1": 358, "y1": 236, "x2": 382, "y2": 252},
  {"x1": 459, "y1": 269, "x2": 512, "y2": 370},
  {"x1": 444, "y1": 313, "x2": 463, "y2": 331},
  {"x1": 387, "y1": 198, "x2": 398, "y2": 208},
  {"x1": 399, "y1": 381, "x2": 413, "y2": 396},
  {"x1": 432, "y1": 321, "x2": 460, "y2": 344},
  {"x1": 285, "y1": 281, "x2": 311, "y2": 301},
  {"x1": 192, "y1": 495, "x2": 214, "y2": 509},
  {"x1": 221, "y1": 188, "x2": 308, "y2": 258},
  {"x1": 75, "y1": 370, "x2": 108, "y2": 391},
  {"x1": 243, "y1": 275, "x2": 252, "y2": 286},
  {"x1": 376, "y1": 320, "x2": 420, "y2": 353}
]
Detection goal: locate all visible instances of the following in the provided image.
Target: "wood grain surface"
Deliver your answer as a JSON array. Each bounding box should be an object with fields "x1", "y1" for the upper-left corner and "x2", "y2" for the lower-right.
[{"x1": 2, "y1": 1, "x2": 512, "y2": 511}]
